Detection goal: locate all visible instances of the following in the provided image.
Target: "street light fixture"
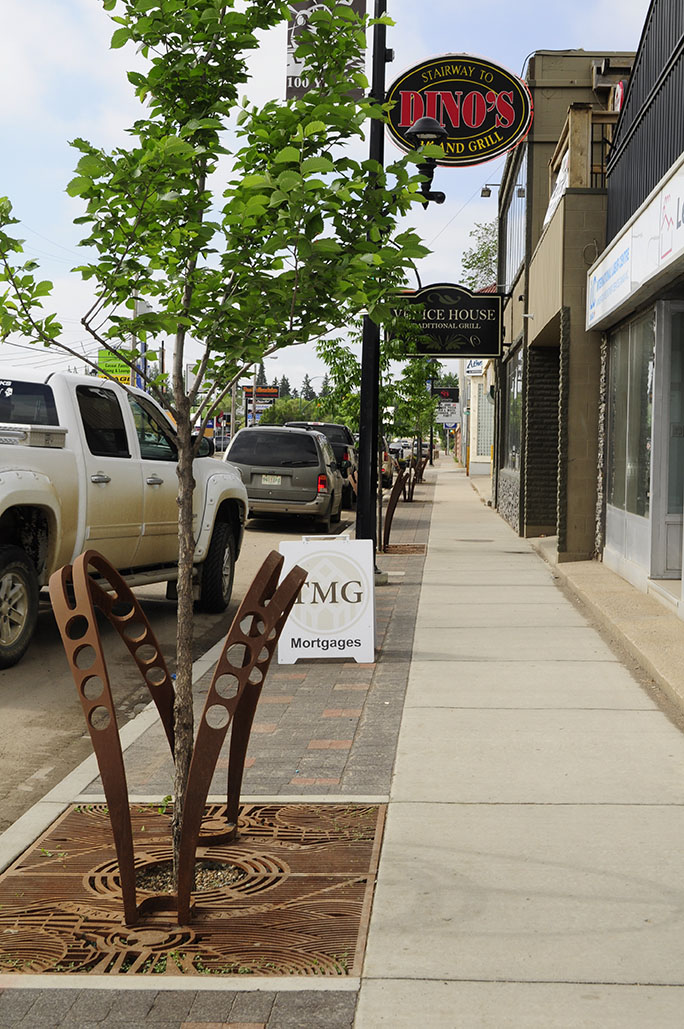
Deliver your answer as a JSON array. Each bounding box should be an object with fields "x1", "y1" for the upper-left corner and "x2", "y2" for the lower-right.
[
  {"x1": 480, "y1": 183, "x2": 500, "y2": 198},
  {"x1": 405, "y1": 117, "x2": 448, "y2": 205}
]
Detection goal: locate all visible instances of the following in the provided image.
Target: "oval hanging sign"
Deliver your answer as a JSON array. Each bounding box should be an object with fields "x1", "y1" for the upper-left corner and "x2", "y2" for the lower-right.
[{"x1": 386, "y1": 54, "x2": 533, "y2": 167}]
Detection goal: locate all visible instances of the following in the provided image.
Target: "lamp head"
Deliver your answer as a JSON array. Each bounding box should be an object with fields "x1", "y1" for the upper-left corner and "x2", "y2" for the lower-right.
[{"x1": 405, "y1": 116, "x2": 448, "y2": 145}]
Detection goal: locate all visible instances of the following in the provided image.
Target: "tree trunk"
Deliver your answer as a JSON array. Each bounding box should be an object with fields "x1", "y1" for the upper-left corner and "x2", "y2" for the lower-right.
[{"x1": 172, "y1": 385, "x2": 197, "y2": 883}]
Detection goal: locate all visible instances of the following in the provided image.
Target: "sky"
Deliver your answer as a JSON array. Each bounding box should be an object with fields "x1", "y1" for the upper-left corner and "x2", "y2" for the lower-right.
[{"x1": 0, "y1": 0, "x2": 652, "y2": 393}]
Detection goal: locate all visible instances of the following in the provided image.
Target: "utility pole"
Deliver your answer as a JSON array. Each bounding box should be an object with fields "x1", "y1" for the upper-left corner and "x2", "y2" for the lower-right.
[{"x1": 356, "y1": 0, "x2": 389, "y2": 556}]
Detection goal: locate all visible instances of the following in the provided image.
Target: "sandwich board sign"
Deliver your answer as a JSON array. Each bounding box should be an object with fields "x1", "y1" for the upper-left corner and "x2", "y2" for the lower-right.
[{"x1": 278, "y1": 535, "x2": 375, "y2": 664}]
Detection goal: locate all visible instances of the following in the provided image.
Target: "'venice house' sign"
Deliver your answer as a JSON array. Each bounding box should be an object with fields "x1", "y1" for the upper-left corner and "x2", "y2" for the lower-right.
[
  {"x1": 393, "y1": 283, "x2": 503, "y2": 359},
  {"x1": 386, "y1": 54, "x2": 533, "y2": 167}
]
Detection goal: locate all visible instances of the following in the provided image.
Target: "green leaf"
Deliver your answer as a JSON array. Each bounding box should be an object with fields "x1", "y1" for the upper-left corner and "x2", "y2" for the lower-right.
[
  {"x1": 76, "y1": 155, "x2": 105, "y2": 177},
  {"x1": 301, "y1": 156, "x2": 334, "y2": 175},
  {"x1": 65, "y1": 176, "x2": 92, "y2": 197},
  {"x1": 273, "y1": 146, "x2": 301, "y2": 164},
  {"x1": 276, "y1": 170, "x2": 301, "y2": 192},
  {"x1": 110, "y1": 27, "x2": 130, "y2": 49}
]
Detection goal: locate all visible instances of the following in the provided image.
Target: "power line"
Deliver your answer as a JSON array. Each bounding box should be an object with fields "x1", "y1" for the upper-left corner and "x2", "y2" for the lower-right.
[{"x1": 428, "y1": 158, "x2": 506, "y2": 247}]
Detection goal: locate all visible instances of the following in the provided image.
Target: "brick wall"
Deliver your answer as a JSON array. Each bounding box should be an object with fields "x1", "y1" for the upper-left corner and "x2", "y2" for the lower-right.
[{"x1": 523, "y1": 346, "x2": 559, "y2": 533}]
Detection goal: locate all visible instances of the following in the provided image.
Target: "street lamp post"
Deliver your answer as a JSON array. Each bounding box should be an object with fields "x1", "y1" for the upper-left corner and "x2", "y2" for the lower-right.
[
  {"x1": 356, "y1": 11, "x2": 447, "y2": 560},
  {"x1": 356, "y1": 0, "x2": 389, "y2": 557}
]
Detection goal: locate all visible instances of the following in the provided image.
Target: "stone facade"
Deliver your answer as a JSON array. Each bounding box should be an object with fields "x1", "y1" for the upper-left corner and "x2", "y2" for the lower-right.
[{"x1": 498, "y1": 469, "x2": 521, "y2": 533}]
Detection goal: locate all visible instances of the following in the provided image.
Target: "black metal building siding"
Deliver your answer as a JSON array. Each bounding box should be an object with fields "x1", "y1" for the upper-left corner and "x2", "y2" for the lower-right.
[{"x1": 606, "y1": 0, "x2": 684, "y2": 240}]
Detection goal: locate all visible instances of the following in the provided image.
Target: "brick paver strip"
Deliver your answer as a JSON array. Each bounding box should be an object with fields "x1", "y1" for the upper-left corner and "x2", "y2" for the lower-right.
[{"x1": 307, "y1": 739, "x2": 353, "y2": 750}]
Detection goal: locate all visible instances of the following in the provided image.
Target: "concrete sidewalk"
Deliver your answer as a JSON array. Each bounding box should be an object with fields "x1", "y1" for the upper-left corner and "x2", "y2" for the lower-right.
[
  {"x1": 356, "y1": 461, "x2": 684, "y2": 1027},
  {"x1": 3, "y1": 458, "x2": 684, "y2": 1026}
]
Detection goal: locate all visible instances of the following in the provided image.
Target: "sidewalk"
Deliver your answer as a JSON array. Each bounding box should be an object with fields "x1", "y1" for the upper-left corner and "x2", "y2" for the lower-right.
[
  {"x1": 3, "y1": 459, "x2": 684, "y2": 1026},
  {"x1": 356, "y1": 461, "x2": 684, "y2": 1027}
]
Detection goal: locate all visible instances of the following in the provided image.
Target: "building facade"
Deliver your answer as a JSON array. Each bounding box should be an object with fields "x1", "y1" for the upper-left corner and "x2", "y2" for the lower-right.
[
  {"x1": 493, "y1": 50, "x2": 634, "y2": 555},
  {"x1": 587, "y1": 1, "x2": 684, "y2": 610}
]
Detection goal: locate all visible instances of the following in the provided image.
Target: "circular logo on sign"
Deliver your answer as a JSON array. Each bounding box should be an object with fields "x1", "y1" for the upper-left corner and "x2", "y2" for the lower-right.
[
  {"x1": 386, "y1": 53, "x2": 533, "y2": 167},
  {"x1": 288, "y1": 551, "x2": 371, "y2": 634}
]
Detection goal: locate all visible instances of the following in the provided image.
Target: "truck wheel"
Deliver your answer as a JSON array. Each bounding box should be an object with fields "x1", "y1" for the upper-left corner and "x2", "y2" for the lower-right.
[
  {"x1": 198, "y1": 522, "x2": 236, "y2": 613},
  {"x1": 0, "y1": 546, "x2": 39, "y2": 669}
]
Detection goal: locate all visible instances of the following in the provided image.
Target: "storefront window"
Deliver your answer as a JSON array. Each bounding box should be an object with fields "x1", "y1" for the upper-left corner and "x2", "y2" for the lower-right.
[
  {"x1": 607, "y1": 312, "x2": 655, "y2": 518},
  {"x1": 503, "y1": 348, "x2": 523, "y2": 471},
  {"x1": 503, "y1": 149, "x2": 527, "y2": 292}
]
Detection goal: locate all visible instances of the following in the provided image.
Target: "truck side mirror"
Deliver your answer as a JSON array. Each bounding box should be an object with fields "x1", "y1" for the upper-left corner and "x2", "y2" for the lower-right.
[{"x1": 195, "y1": 435, "x2": 215, "y2": 458}]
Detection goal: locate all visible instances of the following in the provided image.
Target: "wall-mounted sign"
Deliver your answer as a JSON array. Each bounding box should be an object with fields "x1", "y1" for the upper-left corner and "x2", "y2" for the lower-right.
[
  {"x1": 465, "y1": 359, "x2": 485, "y2": 376},
  {"x1": 393, "y1": 283, "x2": 502, "y2": 359},
  {"x1": 286, "y1": 1, "x2": 365, "y2": 99},
  {"x1": 278, "y1": 536, "x2": 375, "y2": 664},
  {"x1": 436, "y1": 402, "x2": 461, "y2": 424},
  {"x1": 386, "y1": 54, "x2": 533, "y2": 167}
]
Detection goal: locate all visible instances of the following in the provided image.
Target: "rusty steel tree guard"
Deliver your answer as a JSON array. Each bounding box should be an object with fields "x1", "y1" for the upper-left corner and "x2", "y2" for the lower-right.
[
  {"x1": 48, "y1": 549, "x2": 306, "y2": 927},
  {"x1": 0, "y1": 802, "x2": 385, "y2": 976}
]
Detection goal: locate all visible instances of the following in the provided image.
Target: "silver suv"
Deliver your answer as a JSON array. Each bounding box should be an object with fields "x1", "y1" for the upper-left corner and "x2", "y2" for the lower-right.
[
  {"x1": 223, "y1": 425, "x2": 343, "y2": 532},
  {"x1": 284, "y1": 421, "x2": 358, "y2": 507}
]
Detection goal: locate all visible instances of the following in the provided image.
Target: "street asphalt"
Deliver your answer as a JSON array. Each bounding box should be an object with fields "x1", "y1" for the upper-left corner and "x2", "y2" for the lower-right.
[{"x1": 4, "y1": 457, "x2": 684, "y2": 1027}]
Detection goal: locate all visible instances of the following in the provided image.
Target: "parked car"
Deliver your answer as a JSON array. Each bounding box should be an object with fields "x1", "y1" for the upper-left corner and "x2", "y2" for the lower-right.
[
  {"x1": 0, "y1": 373, "x2": 248, "y2": 668},
  {"x1": 223, "y1": 425, "x2": 343, "y2": 531},
  {"x1": 284, "y1": 421, "x2": 358, "y2": 507}
]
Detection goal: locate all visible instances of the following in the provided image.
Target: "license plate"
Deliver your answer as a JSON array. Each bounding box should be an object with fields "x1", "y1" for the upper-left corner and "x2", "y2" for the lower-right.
[{"x1": 261, "y1": 474, "x2": 281, "y2": 485}]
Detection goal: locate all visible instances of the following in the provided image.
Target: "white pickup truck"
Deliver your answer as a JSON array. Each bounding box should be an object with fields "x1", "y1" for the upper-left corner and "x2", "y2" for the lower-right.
[{"x1": 0, "y1": 373, "x2": 248, "y2": 668}]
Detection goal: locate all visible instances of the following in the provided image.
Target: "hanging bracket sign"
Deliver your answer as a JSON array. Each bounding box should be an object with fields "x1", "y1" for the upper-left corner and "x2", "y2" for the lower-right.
[
  {"x1": 392, "y1": 283, "x2": 502, "y2": 359},
  {"x1": 386, "y1": 54, "x2": 533, "y2": 167}
]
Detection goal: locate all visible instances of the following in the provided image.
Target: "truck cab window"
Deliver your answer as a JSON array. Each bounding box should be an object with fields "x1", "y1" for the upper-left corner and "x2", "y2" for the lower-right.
[
  {"x1": 76, "y1": 386, "x2": 130, "y2": 458},
  {"x1": 128, "y1": 396, "x2": 178, "y2": 461}
]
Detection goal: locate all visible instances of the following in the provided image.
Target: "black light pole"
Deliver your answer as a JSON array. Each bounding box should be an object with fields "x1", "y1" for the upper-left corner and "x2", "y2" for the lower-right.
[
  {"x1": 356, "y1": 27, "x2": 447, "y2": 554},
  {"x1": 356, "y1": 0, "x2": 389, "y2": 554}
]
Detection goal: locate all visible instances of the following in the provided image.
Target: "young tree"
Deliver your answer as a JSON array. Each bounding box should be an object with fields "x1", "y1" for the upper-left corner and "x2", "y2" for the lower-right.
[
  {"x1": 0, "y1": 0, "x2": 427, "y2": 876},
  {"x1": 460, "y1": 220, "x2": 498, "y2": 291}
]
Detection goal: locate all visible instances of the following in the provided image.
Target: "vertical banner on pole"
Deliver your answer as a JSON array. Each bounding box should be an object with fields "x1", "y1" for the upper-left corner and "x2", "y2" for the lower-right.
[{"x1": 286, "y1": 1, "x2": 366, "y2": 100}]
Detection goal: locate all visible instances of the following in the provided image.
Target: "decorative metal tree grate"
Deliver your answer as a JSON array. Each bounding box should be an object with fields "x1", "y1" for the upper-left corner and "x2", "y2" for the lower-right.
[{"x1": 48, "y1": 549, "x2": 306, "y2": 926}]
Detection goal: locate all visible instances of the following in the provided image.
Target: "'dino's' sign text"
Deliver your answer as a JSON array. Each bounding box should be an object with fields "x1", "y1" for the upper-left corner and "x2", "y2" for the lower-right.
[
  {"x1": 393, "y1": 283, "x2": 502, "y2": 359},
  {"x1": 386, "y1": 54, "x2": 533, "y2": 167}
]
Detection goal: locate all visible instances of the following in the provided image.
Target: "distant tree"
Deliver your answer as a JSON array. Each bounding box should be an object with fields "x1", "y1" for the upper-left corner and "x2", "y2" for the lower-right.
[
  {"x1": 461, "y1": 220, "x2": 498, "y2": 291},
  {"x1": 279, "y1": 375, "x2": 291, "y2": 398},
  {"x1": 259, "y1": 395, "x2": 317, "y2": 424},
  {"x1": 320, "y1": 372, "x2": 331, "y2": 396},
  {"x1": 255, "y1": 361, "x2": 267, "y2": 386},
  {"x1": 301, "y1": 372, "x2": 317, "y2": 400},
  {"x1": 271, "y1": 375, "x2": 279, "y2": 389}
]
